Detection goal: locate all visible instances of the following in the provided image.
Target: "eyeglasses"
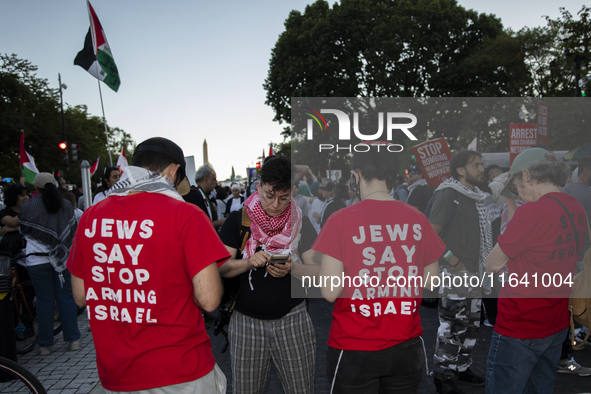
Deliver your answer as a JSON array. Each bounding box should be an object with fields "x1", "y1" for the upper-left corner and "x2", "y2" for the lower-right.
[{"x1": 260, "y1": 190, "x2": 291, "y2": 206}]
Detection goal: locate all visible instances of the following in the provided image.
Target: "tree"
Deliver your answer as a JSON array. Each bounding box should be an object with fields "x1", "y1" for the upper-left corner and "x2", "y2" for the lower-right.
[
  {"x1": 0, "y1": 54, "x2": 133, "y2": 186},
  {"x1": 264, "y1": 0, "x2": 531, "y2": 135}
]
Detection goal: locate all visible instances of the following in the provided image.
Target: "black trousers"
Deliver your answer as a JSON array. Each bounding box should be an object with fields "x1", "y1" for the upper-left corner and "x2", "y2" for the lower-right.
[{"x1": 327, "y1": 337, "x2": 425, "y2": 394}]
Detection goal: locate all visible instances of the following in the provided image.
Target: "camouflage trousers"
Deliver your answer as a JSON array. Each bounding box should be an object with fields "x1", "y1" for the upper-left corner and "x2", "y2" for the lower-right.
[{"x1": 433, "y1": 266, "x2": 482, "y2": 381}]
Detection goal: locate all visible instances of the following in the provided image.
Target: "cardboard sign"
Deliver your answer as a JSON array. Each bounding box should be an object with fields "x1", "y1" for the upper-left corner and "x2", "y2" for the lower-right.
[
  {"x1": 467, "y1": 137, "x2": 477, "y2": 151},
  {"x1": 411, "y1": 138, "x2": 453, "y2": 188},
  {"x1": 509, "y1": 123, "x2": 538, "y2": 166},
  {"x1": 537, "y1": 101, "x2": 549, "y2": 146}
]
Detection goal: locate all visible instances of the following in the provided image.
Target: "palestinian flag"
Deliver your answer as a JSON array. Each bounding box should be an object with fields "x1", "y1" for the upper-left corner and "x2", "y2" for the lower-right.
[
  {"x1": 19, "y1": 132, "x2": 39, "y2": 184},
  {"x1": 231, "y1": 166, "x2": 235, "y2": 181},
  {"x1": 74, "y1": 1, "x2": 120, "y2": 92},
  {"x1": 90, "y1": 157, "x2": 100, "y2": 176},
  {"x1": 269, "y1": 145, "x2": 275, "y2": 156}
]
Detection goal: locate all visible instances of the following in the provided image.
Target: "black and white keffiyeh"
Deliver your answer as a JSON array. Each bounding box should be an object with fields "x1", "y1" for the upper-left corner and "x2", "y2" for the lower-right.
[
  {"x1": 106, "y1": 166, "x2": 184, "y2": 201},
  {"x1": 19, "y1": 196, "x2": 77, "y2": 276},
  {"x1": 436, "y1": 177, "x2": 501, "y2": 293}
]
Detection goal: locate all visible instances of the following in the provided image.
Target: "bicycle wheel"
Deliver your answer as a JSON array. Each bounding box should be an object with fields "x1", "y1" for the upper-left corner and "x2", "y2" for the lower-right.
[
  {"x1": 0, "y1": 356, "x2": 47, "y2": 394},
  {"x1": 13, "y1": 280, "x2": 38, "y2": 355}
]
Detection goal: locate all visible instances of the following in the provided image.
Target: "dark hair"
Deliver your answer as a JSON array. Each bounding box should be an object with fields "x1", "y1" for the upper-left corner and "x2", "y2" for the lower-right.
[
  {"x1": 40, "y1": 183, "x2": 63, "y2": 214},
  {"x1": 3, "y1": 184, "x2": 28, "y2": 208},
  {"x1": 450, "y1": 150, "x2": 482, "y2": 179},
  {"x1": 485, "y1": 164, "x2": 502, "y2": 179},
  {"x1": 578, "y1": 156, "x2": 591, "y2": 174},
  {"x1": 62, "y1": 192, "x2": 77, "y2": 208},
  {"x1": 350, "y1": 143, "x2": 399, "y2": 185},
  {"x1": 101, "y1": 166, "x2": 120, "y2": 190},
  {"x1": 132, "y1": 151, "x2": 183, "y2": 186},
  {"x1": 260, "y1": 156, "x2": 295, "y2": 192},
  {"x1": 333, "y1": 183, "x2": 348, "y2": 199},
  {"x1": 215, "y1": 185, "x2": 228, "y2": 200}
]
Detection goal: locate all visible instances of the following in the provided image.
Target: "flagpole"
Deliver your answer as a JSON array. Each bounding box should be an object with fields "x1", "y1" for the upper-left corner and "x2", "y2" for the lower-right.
[{"x1": 97, "y1": 78, "x2": 113, "y2": 166}]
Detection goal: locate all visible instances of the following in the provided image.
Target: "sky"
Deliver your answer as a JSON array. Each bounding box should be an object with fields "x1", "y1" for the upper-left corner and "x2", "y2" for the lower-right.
[{"x1": 1, "y1": 0, "x2": 588, "y2": 181}]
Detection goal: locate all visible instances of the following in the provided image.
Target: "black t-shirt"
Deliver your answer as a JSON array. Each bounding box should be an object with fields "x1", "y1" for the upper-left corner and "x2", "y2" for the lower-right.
[
  {"x1": 321, "y1": 198, "x2": 347, "y2": 228},
  {"x1": 0, "y1": 207, "x2": 18, "y2": 224},
  {"x1": 219, "y1": 208, "x2": 316, "y2": 320},
  {"x1": 0, "y1": 207, "x2": 22, "y2": 255},
  {"x1": 407, "y1": 184, "x2": 433, "y2": 213}
]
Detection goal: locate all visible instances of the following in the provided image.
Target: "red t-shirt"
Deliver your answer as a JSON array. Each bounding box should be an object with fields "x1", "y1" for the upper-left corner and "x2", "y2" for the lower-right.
[
  {"x1": 313, "y1": 200, "x2": 445, "y2": 351},
  {"x1": 496, "y1": 192, "x2": 586, "y2": 339},
  {"x1": 67, "y1": 193, "x2": 230, "y2": 391}
]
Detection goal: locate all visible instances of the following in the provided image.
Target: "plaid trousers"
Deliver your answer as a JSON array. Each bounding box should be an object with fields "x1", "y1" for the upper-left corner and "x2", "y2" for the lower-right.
[{"x1": 229, "y1": 301, "x2": 316, "y2": 394}]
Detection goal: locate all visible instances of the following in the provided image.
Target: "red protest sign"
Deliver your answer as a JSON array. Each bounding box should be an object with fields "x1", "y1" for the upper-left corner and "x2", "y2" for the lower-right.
[
  {"x1": 411, "y1": 138, "x2": 453, "y2": 188},
  {"x1": 537, "y1": 101, "x2": 548, "y2": 146},
  {"x1": 509, "y1": 123, "x2": 538, "y2": 166}
]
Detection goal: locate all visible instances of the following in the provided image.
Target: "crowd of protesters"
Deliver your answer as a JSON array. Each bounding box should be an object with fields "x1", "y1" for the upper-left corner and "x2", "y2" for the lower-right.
[{"x1": 1, "y1": 140, "x2": 590, "y2": 394}]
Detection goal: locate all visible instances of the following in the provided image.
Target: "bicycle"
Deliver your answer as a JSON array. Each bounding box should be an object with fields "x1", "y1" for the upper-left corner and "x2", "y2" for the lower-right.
[
  {"x1": 1, "y1": 251, "x2": 40, "y2": 355},
  {"x1": 0, "y1": 356, "x2": 47, "y2": 394},
  {"x1": 1, "y1": 252, "x2": 86, "y2": 354}
]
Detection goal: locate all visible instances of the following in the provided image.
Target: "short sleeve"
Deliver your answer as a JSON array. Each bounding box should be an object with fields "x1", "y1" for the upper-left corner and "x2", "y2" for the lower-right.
[
  {"x1": 312, "y1": 210, "x2": 343, "y2": 262},
  {"x1": 428, "y1": 188, "x2": 454, "y2": 225},
  {"x1": 180, "y1": 205, "x2": 230, "y2": 278}
]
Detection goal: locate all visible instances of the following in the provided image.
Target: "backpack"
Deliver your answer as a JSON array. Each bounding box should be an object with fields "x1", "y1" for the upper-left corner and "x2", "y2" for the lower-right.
[
  {"x1": 394, "y1": 184, "x2": 409, "y2": 201},
  {"x1": 547, "y1": 196, "x2": 591, "y2": 348}
]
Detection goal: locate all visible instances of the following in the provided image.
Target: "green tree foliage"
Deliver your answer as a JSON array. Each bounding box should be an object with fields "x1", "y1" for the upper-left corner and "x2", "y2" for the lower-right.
[
  {"x1": 0, "y1": 54, "x2": 133, "y2": 187},
  {"x1": 264, "y1": 0, "x2": 531, "y2": 132}
]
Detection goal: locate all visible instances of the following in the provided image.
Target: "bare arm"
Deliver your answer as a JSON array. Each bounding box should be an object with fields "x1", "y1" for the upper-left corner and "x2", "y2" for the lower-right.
[
  {"x1": 191, "y1": 262, "x2": 223, "y2": 312},
  {"x1": 319, "y1": 253, "x2": 344, "y2": 302},
  {"x1": 212, "y1": 218, "x2": 226, "y2": 229},
  {"x1": 71, "y1": 274, "x2": 86, "y2": 307},
  {"x1": 423, "y1": 261, "x2": 440, "y2": 291},
  {"x1": 218, "y1": 245, "x2": 270, "y2": 278},
  {"x1": 295, "y1": 165, "x2": 310, "y2": 183},
  {"x1": 430, "y1": 222, "x2": 463, "y2": 274},
  {"x1": 1, "y1": 215, "x2": 19, "y2": 227},
  {"x1": 290, "y1": 249, "x2": 321, "y2": 281},
  {"x1": 486, "y1": 244, "x2": 509, "y2": 274}
]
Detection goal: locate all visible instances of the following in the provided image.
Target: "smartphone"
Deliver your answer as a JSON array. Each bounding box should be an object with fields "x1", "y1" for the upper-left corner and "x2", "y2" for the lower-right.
[{"x1": 269, "y1": 254, "x2": 289, "y2": 264}]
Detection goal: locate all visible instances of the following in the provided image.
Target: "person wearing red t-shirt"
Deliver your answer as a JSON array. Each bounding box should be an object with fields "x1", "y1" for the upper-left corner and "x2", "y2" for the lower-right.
[
  {"x1": 68, "y1": 138, "x2": 230, "y2": 393},
  {"x1": 313, "y1": 142, "x2": 444, "y2": 393},
  {"x1": 486, "y1": 148, "x2": 587, "y2": 394}
]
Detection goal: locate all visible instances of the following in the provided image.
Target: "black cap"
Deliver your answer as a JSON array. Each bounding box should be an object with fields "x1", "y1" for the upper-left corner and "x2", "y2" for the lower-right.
[
  {"x1": 319, "y1": 181, "x2": 335, "y2": 192},
  {"x1": 408, "y1": 165, "x2": 422, "y2": 175},
  {"x1": 134, "y1": 137, "x2": 186, "y2": 179}
]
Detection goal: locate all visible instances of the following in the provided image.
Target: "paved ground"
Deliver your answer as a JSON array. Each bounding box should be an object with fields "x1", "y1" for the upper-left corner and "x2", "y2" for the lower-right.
[{"x1": 3, "y1": 300, "x2": 591, "y2": 393}]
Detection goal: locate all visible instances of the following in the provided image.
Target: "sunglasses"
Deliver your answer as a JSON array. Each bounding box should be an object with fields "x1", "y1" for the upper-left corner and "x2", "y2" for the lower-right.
[
  {"x1": 507, "y1": 176, "x2": 518, "y2": 196},
  {"x1": 1, "y1": 178, "x2": 15, "y2": 184}
]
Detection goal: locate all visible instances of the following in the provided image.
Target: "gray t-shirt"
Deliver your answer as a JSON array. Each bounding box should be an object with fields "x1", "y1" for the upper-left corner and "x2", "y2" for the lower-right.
[{"x1": 429, "y1": 188, "x2": 481, "y2": 273}]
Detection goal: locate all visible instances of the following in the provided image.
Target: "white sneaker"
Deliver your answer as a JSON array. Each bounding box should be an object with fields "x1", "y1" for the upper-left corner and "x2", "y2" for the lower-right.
[
  {"x1": 69, "y1": 339, "x2": 81, "y2": 351},
  {"x1": 557, "y1": 357, "x2": 591, "y2": 377}
]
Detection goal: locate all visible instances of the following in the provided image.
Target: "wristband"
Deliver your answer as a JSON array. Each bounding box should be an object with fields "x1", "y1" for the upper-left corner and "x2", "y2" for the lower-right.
[
  {"x1": 443, "y1": 250, "x2": 454, "y2": 261},
  {"x1": 293, "y1": 257, "x2": 300, "y2": 264},
  {"x1": 449, "y1": 260, "x2": 460, "y2": 268}
]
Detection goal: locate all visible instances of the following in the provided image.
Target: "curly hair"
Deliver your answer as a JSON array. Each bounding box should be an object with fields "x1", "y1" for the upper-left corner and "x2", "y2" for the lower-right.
[
  {"x1": 515, "y1": 152, "x2": 568, "y2": 187},
  {"x1": 3, "y1": 184, "x2": 28, "y2": 208}
]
